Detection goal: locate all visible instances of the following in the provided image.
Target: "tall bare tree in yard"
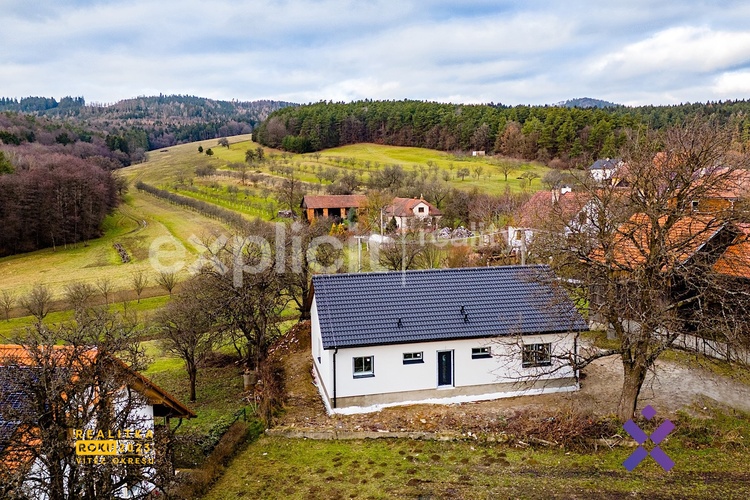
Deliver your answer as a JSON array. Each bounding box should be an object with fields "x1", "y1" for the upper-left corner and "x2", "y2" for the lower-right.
[
  {"x1": 156, "y1": 275, "x2": 219, "y2": 402},
  {"x1": 96, "y1": 277, "x2": 114, "y2": 305},
  {"x1": 198, "y1": 243, "x2": 288, "y2": 370},
  {"x1": 537, "y1": 119, "x2": 750, "y2": 421},
  {"x1": 379, "y1": 234, "x2": 428, "y2": 271},
  {"x1": 130, "y1": 269, "x2": 148, "y2": 303},
  {"x1": 281, "y1": 219, "x2": 343, "y2": 319},
  {"x1": 156, "y1": 270, "x2": 178, "y2": 297},
  {"x1": 64, "y1": 281, "x2": 96, "y2": 314}
]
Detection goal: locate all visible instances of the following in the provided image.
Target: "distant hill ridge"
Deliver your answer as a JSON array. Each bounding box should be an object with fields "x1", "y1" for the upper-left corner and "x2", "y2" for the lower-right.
[
  {"x1": 0, "y1": 94, "x2": 296, "y2": 152},
  {"x1": 555, "y1": 97, "x2": 620, "y2": 109}
]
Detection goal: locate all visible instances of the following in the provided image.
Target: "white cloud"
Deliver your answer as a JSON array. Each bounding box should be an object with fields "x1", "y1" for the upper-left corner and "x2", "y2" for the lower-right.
[
  {"x1": 714, "y1": 70, "x2": 750, "y2": 96},
  {"x1": 2, "y1": 1, "x2": 750, "y2": 105},
  {"x1": 590, "y1": 26, "x2": 750, "y2": 77}
]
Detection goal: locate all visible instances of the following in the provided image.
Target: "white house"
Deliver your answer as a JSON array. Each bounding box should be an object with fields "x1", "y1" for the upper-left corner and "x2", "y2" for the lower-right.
[
  {"x1": 588, "y1": 158, "x2": 625, "y2": 183},
  {"x1": 310, "y1": 266, "x2": 587, "y2": 414},
  {"x1": 384, "y1": 197, "x2": 442, "y2": 231}
]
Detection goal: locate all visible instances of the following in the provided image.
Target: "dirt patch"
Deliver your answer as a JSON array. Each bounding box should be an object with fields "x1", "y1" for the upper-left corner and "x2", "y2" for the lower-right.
[{"x1": 271, "y1": 322, "x2": 750, "y2": 435}]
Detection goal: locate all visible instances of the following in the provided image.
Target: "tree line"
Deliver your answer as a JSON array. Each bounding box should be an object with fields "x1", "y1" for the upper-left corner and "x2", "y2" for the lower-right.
[
  {"x1": 0, "y1": 153, "x2": 119, "y2": 257},
  {"x1": 253, "y1": 99, "x2": 750, "y2": 167}
]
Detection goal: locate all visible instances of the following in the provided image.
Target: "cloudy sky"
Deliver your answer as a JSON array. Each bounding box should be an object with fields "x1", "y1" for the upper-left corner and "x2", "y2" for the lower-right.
[{"x1": 3, "y1": 0, "x2": 750, "y2": 106}]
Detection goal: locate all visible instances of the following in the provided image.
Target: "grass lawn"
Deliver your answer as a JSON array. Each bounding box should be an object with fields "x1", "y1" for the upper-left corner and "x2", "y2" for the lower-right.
[
  {"x1": 204, "y1": 419, "x2": 750, "y2": 499},
  {"x1": 141, "y1": 340, "x2": 248, "y2": 435},
  {"x1": 0, "y1": 295, "x2": 170, "y2": 340}
]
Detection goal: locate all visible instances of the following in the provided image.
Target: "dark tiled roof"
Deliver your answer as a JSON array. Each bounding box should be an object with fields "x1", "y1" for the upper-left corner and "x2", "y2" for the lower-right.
[
  {"x1": 589, "y1": 158, "x2": 622, "y2": 170},
  {"x1": 0, "y1": 367, "x2": 37, "y2": 455},
  {"x1": 312, "y1": 265, "x2": 588, "y2": 349}
]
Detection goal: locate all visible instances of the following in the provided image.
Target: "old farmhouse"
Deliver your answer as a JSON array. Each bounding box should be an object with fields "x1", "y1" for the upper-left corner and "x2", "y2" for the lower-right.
[
  {"x1": 301, "y1": 194, "x2": 368, "y2": 222},
  {"x1": 310, "y1": 266, "x2": 588, "y2": 414}
]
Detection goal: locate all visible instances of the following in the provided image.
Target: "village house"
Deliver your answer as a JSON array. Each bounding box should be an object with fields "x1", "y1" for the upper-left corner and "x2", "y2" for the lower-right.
[
  {"x1": 301, "y1": 194, "x2": 368, "y2": 222},
  {"x1": 588, "y1": 157, "x2": 626, "y2": 184},
  {"x1": 384, "y1": 197, "x2": 442, "y2": 231},
  {"x1": 309, "y1": 266, "x2": 588, "y2": 414},
  {"x1": 0, "y1": 345, "x2": 195, "y2": 498}
]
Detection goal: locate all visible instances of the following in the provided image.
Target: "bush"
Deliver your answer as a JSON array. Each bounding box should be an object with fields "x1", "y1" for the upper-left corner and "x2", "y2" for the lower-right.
[{"x1": 169, "y1": 419, "x2": 265, "y2": 499}]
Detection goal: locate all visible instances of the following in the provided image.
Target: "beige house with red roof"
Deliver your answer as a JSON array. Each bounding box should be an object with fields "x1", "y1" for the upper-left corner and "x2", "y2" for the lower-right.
[{"x1": 384, "y1": 197, "x2": 442, "y2": 231}]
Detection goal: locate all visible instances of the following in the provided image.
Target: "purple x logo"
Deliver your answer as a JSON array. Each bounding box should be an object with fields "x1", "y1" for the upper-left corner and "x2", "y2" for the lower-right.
[{"x1": 622, "y1": 405, "x2": 675, "y2": 472}]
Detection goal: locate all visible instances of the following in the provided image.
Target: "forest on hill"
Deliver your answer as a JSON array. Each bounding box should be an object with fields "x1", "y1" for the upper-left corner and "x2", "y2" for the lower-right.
[
  {"x1": 0, "y1": 94, "x2": 294, "y2": 152},
  {"x1": 253, "y1": 99, "x2": 750, "y2": 167}
]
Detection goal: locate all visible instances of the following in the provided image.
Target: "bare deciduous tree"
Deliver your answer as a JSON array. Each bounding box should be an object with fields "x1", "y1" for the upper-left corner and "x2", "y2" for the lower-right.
[
  {"x1": 0, "y1": 290, "x2": 15, "y2": 321},
  {"x1": 130, "y1": 269, "x2": 148, "y2": 303},
  {"x1": 64, "y1": 281, "x2": 96, "y2": 313},
  {"x1": 96, "y1": 278, "x2": 114, "y2": 306},
  {"x1": 379, "y1": 234, "x2": 427, "y2": 271},
  {"x1": 0, "y1": 309, "x2": 163, "y2": 499},
  {"x1": 19, "y1": 284, "x2": 52, "y2": 323},
  {"x1": 156, "y1": 275, "x2": 219, "y2": 402},
  {"x1": 156, "y1": 270, "x2": 178, "y2": 297},
  {"x1": 533, "y1": 119, "x2": 750, "y2": 421}
]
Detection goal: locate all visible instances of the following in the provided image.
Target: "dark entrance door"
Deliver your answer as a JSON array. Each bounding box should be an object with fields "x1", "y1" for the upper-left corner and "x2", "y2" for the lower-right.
[{"x1": 437, "y1": 350, "x2": 453, "y2": 387}]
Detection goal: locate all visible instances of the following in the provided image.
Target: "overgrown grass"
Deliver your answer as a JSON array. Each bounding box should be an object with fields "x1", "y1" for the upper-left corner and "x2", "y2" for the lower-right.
[{"x1": 205, "y1": 408, "x2": 750, "y2": 499}]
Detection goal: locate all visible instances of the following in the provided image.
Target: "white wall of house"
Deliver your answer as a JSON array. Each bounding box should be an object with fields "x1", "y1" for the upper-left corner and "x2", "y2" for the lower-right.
[
  {"x1": 394, "y1": 202, "x2": 438, "y2": 230},
  {"x1": 507, "y1": 226, "x2": 534, "y2": 252},
  {"x1": 311, "y1": 305, "x2": 576, "y2": 413}
]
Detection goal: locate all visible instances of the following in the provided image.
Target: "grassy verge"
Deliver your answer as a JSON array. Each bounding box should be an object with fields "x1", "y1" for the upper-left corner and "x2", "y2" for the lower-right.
[{"x1": 205, "y1": 408, "x2": 750, "y2": 499}]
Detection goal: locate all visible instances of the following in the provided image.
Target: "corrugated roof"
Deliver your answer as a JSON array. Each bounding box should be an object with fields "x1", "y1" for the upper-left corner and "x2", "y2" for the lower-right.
[
  {"x1": 301, "y1": 195, "x2": 368, "y2": 209},
  {"x1": 312, "y1": 265, "x2": 588, "y2": 349}
]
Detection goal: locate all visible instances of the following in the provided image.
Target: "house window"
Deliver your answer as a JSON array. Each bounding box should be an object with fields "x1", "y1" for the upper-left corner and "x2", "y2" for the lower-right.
[
  {"x1": 418, "y1": 206, "x2": 425, "y2": 213},
  {"x1": 522, "y1": 343, "x2": 552, "y2": 367},
  {"x1": 353, "y1": 356, "x2": 374, "y2": 378},
  {"x1": 691, "y1": 200, "x2": 699, "y2": 211},
  {"x1": 472, "y1": 347, "x2": 491, "y2": 359},
  {"x1": 403, "y1": 352, "x2": 424, "y2": 364},
  {"x1": 515, "y1": 229, "x2": 523, "y2": 240}
]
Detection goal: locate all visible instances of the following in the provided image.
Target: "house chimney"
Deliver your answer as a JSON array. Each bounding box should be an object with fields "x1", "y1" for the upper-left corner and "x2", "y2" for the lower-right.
[{"x1": 560, "y1": 185, "x2": 572, "y2": 195}]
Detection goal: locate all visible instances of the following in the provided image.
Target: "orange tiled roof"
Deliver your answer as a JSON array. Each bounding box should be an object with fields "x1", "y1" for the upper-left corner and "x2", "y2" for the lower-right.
[
  {"x1": 696, "y1": 168, "x2": 750, "y2": 200},
  {"x1": 301, "y1": 195, "x2": 368, "y2": 209},
  {"x1": 713, "y1": 224, "x2": 750, "y2": 278},
  {"x1": 517, "y1": 190, "x2": 590, "y2": 227},
  {"x1": 386, "y1": 197, "x2": 443, "y2": 217},
  {"x1": 0, "y1": 345, "x2": 194, "y2": 418},
  {"x1": 591, "y1": 214, "x2": 725, "y2": 269}
]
